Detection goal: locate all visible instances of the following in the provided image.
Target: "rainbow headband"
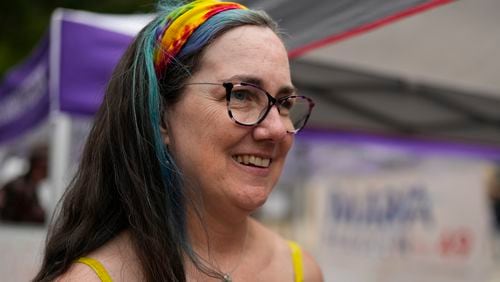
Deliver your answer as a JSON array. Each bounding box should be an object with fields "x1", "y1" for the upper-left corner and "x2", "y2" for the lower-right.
[{"x1": 153, "y1": 0, "x2": 248, "y2": 76}]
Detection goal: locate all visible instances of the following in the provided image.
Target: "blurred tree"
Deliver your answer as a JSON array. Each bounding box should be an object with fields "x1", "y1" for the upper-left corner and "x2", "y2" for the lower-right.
[{"x1": 0, "y1": 0, "x2": 154, "y2": 78}]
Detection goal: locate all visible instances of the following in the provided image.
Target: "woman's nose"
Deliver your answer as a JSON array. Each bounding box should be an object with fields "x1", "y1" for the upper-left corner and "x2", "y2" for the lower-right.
[{"x1": 252, "y1": 106, "x2": 289, "y2": 142}]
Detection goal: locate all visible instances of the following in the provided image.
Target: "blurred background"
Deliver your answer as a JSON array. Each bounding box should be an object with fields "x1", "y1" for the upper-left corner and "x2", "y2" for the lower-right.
[{"x1": 1, "y1": 0, "x2": 500, "y2": 281}]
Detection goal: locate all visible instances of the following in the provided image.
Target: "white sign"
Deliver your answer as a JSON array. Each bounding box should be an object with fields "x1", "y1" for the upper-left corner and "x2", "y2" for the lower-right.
[{"x1": 305, "y1": 143, "x2": 495, "y2": 282}]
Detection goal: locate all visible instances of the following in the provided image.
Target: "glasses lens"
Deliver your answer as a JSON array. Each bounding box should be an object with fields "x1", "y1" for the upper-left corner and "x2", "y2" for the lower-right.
[
  {"x1": 228, "y1": 84, "x2": 269, "y2": 125},
  {"x1": 227, "y1": 83, "x2": 313, "y2": 133},
  {"x1": 278, "y1": 96, "x2": 311, "y2": 133}
]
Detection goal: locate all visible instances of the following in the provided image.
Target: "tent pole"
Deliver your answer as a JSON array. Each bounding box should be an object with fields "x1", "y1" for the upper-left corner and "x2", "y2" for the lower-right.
[{"x1": 48, "y1": 112, "x2": 72, "y2": 220}]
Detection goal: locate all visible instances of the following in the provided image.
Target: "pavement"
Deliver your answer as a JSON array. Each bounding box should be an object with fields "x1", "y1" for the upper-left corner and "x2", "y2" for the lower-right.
[{"x1": 0, "y1": 223, "x2": 46, "y2": 282}]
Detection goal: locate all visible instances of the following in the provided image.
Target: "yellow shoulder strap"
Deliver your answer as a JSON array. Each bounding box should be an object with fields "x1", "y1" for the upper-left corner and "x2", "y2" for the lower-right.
[
  {"x1": 76, "y1": 257, "x2": 113, "y2": 282},
  {"x1": 288, "y1": 240, "x2": 304, "y2": 282}
]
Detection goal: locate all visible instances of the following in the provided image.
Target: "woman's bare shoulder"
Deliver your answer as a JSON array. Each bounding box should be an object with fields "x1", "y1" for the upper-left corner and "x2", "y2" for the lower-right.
[
  {"x1": 302, "y1": 248, "x2": 324, "y2": 282},
  {"x1": 56, "y1": 230, "x2": 143, "y2": 281},
  {"x1": 55, "y1": 262, "x2": 102, "y2": 281},
  {"x1": 249, "y1": 218, "x2": 323, "y2": 281}
]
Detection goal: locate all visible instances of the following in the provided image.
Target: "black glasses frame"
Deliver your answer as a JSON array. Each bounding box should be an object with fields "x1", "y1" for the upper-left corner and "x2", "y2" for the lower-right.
[{"x1": 185, "y1": 82, "x2": 315, "y2": 134}]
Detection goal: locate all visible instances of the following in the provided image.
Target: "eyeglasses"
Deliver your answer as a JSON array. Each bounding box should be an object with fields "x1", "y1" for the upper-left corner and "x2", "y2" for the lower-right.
[{"x1": 185, "y1": 82, "x2": 315, "y2": 134}]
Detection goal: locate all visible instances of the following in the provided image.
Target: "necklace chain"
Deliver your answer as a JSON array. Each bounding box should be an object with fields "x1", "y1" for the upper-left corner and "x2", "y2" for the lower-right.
[{"x1": 210, "y1": 226, "x2": 248, "y2": 282}]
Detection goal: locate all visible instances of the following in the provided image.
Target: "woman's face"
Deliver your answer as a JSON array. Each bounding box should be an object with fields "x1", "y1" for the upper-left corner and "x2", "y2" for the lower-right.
[{"x1": 163, "y1": 25, "x2": 294, "y2": 214}]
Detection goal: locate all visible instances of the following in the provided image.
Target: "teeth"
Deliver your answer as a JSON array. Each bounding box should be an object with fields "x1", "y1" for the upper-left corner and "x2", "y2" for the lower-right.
[
  {"x1": 233, "y1": 155, "x2": 271, "y2": 168},
  {"x1": 254, "y1": 156, "x2": 261, "y2": 167}
]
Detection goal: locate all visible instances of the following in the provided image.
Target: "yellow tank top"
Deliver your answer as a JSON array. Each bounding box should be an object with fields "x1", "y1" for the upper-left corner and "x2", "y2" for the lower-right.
[
  {"x1": 76, "y1": 257, "x2": 113, "y2": 282},
  {"x1": 77, "y1": 241, "x2": 304, "y2": 281},
  {"x1": 288, "y1": 240, "x2": 304, "y2": 282}
]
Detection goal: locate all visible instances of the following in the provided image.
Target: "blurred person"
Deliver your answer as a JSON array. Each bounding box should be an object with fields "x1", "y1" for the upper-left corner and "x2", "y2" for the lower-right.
[
  {"x1": 489, "y1": 166, "x2": 500, "y2": 231},
  {"x1": 34, "y1": 0, "x2": 322, "y2": 281},
  {"x1": 0, "y1": 143, "x2": 48, "y2": 223}
]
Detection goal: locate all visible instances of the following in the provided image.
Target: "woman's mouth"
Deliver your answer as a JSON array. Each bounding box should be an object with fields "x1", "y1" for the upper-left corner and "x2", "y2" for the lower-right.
[{"x1": 232, "y1": 154, "x2": 271, "y2": 168}]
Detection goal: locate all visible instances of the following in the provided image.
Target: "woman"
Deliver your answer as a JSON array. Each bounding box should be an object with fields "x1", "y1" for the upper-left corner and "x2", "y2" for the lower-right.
[{"x1": 34, "y1": 0, "x2": 323, "y2": 281}]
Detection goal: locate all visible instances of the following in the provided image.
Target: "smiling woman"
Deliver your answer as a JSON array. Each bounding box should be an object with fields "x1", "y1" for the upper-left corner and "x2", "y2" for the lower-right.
[{"x1": 33, "y1": 1, "x2": 322, "y2": 282}]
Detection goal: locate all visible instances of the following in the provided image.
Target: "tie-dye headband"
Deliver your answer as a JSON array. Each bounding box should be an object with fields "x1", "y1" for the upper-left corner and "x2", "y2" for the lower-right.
[{"x1": 153, "y1": 0, "x2": 248, "y2": 76}]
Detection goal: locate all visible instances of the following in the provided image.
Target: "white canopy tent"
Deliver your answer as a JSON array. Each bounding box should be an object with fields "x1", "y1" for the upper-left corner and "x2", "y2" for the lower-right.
[
  {"x1": 297, "y1": 0, "x2": 500, "y2": 145},
  {"x1": 304, "y1": 0, "x2": 500, "y2": 97}
]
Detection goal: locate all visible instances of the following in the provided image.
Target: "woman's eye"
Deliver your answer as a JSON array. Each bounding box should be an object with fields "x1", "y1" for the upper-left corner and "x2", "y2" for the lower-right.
[
  {"x1": 232, "y1": 91, "x2": 248, "y2": 101},
  {"x1": 232, "y1": 90, "x2": 256, "y2": 102},
  {"x1": 280, "y1": 98, "x2": 294, "y2": 110}
]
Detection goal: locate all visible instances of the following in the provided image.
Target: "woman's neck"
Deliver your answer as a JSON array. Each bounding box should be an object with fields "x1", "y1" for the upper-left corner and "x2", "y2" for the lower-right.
[
  {"x1": 187, "y1": 205, "x2": 250, "y2": 252},
  {"x1": 186, "y1": 205, "x2": 253, "y2": 280}
]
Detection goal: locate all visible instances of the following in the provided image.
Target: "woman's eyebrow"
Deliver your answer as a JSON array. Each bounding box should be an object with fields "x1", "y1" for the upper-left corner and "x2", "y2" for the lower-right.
[
  {"x1": 278, "y1": 85, "x2": 297, "y2": 96},
  {"x1": 224, "y1": 74, "x2": 263, "y2": 86},
  {"x1": 224, "y1": 74, "x2": 296, "y2": 95}
]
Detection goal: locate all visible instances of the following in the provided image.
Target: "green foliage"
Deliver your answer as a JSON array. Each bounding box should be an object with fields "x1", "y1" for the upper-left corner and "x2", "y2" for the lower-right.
[{"x1": 0, "y1": 0, "x2": 154, "y2": 78}]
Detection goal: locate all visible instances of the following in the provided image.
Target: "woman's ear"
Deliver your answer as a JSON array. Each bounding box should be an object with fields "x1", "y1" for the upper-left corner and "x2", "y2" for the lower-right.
[{"x1": 160, "y1": 118, "x2": 171, "y2": 145}]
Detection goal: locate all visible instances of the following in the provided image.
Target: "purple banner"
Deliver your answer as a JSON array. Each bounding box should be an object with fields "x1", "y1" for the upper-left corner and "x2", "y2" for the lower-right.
[
  {"x1": 299, "y1": 128, "x2": 500, "y2": 160},
  {"x1": 58, "y1": 19, "x2": 134, "y2": 115},
  {"x1": 0, "y1": 37, "x2": 49, "y2": 144}
]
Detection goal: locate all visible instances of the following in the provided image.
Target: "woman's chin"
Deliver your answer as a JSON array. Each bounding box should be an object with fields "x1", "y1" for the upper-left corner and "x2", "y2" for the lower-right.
[{"x1": 233, "y1": 188, "x2": 271, "y2": 212}]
